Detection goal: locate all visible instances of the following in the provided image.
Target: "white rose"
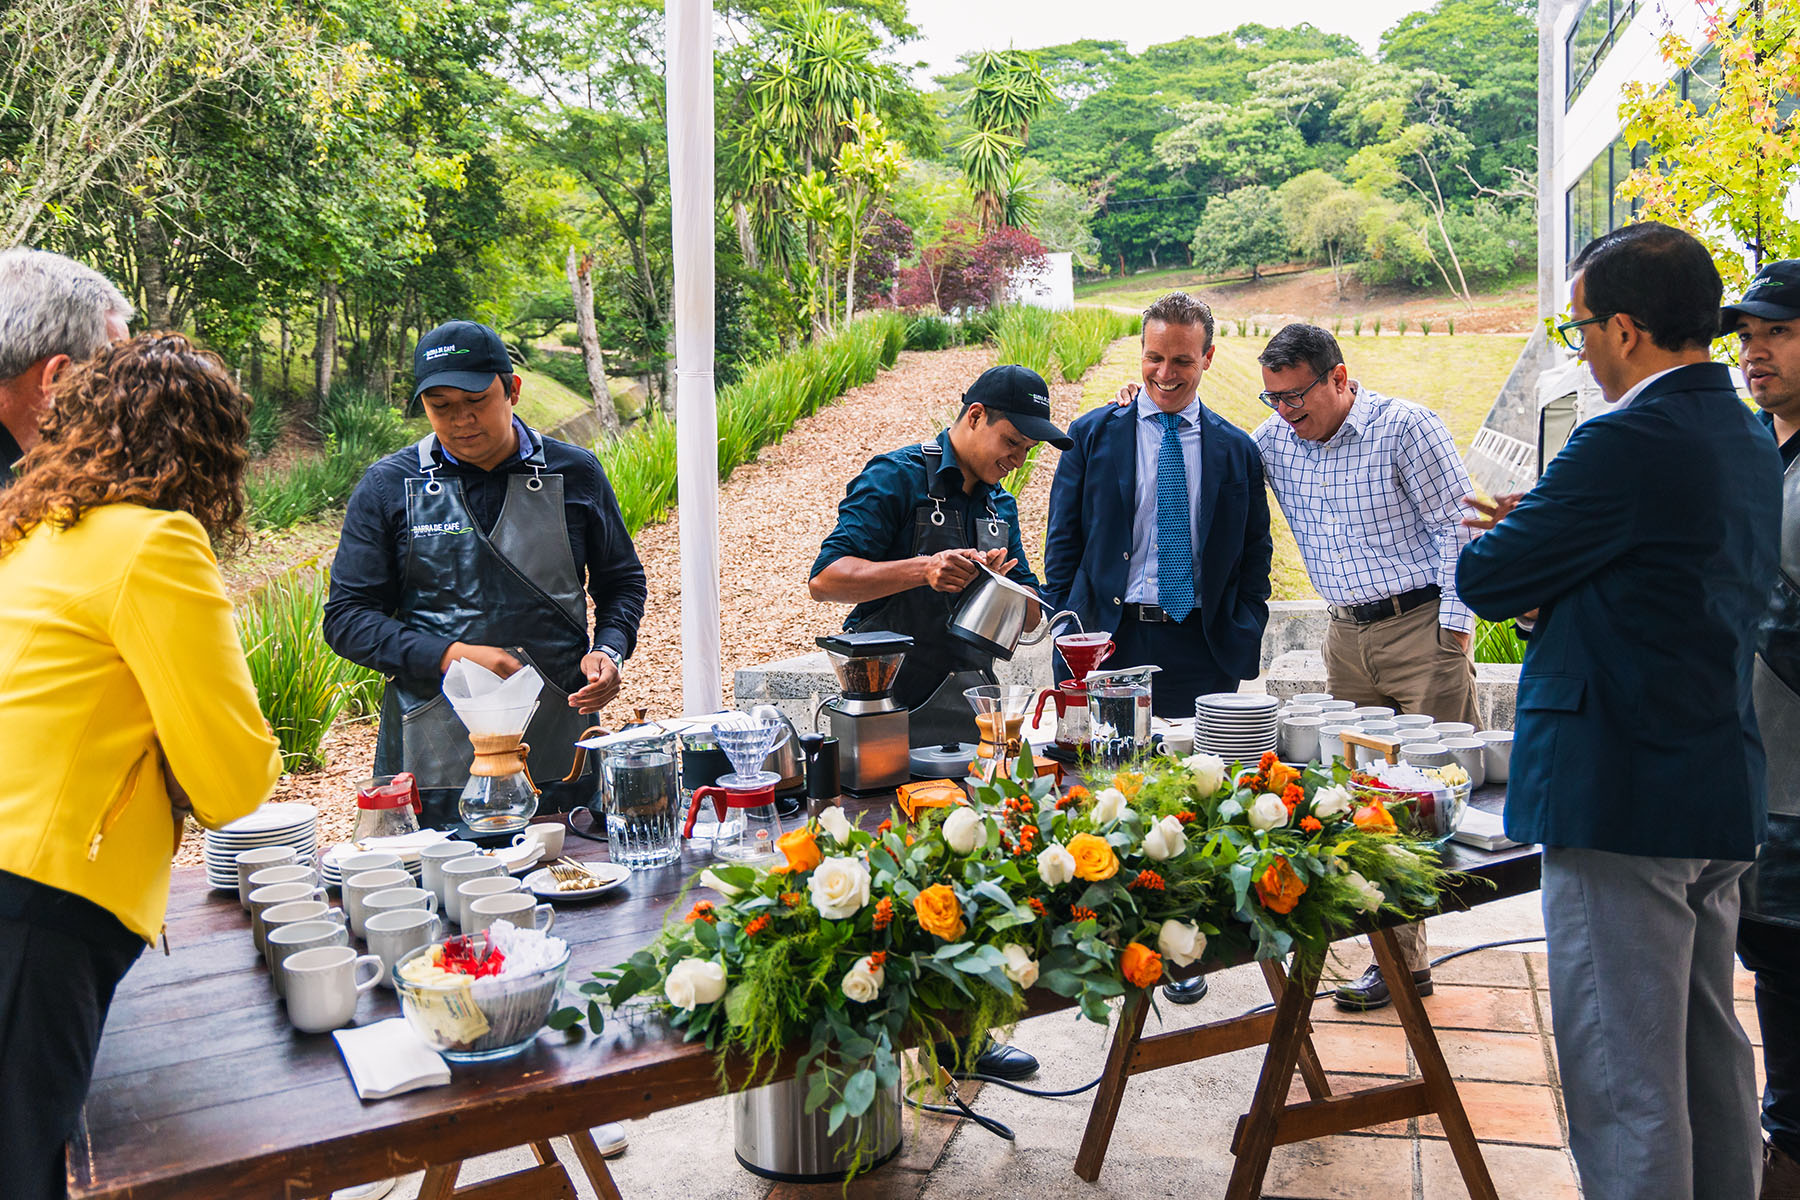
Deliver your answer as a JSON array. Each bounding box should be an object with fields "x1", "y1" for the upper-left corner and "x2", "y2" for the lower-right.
[
  {"x1": 1091, "y1": 787, "x2": 1129, "y2": 824},
  {"x1": 815, "y1": 805, "x2": 852, "y2": 844},
  {"x1": 1310, "y1": 785, "x2": 1353, "y2": 820},
  {"x1": 1182, "y1": 753, "x2": 1226, "y2": 795},
  {"x1": 1141, "y1": 814, "x2": 1188, "y2": 861},
  {"x1": 840, "y1": 955, "x2": 886, "y2": 1003},
  {"x1": 942, "y1": 806, "x2": 984, "y2": 855},
  {"x1": 1344, "y1": 870, "x2": 1384, "y2": 913},
  {"x1": 665, "y1": 958, "x2": 727, "y2": 1010},
  {"x1": 1247, "y1": 792, "x2": 1291, "y2": 832},
  {"x1": 1157, "y1": 918, "x2": 1206, "y2": 967},
  {"x1": 1383, "y1": 844, "x2": 1421, "y2": 870},
  {"x1": 1037, "y1": 842, "x2": 1076, "y2": 886},
  {"x1": 809, "y1": 855, "x2": 871, "y2": 920},
  {"x1": 699, "y1": 868, "x2": 741, "y2": 897},
  {"x1": 1000, "y1": 943, "x2": 1039, "y2": 989}
]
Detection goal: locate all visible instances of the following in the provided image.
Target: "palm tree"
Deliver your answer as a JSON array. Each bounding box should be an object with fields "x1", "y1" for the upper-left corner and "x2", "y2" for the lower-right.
[{"x1": 957, "y1": 50, "x2": 1054, "y2": 231}]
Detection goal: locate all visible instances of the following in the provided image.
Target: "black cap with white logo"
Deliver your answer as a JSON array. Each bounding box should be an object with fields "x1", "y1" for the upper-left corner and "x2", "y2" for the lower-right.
[
  {"x1": 412, "y1": 320, "x2": 513, "y2": 399},
  {"x1": 962, "y1": 364, "x2": 1072, "y2": 450},
  {"x1": 1722, "y1": 259, "x2": 1800, "y2": 328}
]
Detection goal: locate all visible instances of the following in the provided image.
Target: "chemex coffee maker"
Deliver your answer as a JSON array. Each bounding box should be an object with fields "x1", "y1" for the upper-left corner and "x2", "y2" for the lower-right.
[{"x1": 815, "y1": 631, "x2": 912, "y2": 795}]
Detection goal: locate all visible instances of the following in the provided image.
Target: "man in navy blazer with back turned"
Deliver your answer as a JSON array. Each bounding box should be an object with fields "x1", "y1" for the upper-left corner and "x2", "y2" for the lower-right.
[
  {"x1": 1043, "y1": 290, "x2": 1272, "y2": 719},
  {"x1": 1458, "y1": 222, "x2": 1780, "y2": 1200}
]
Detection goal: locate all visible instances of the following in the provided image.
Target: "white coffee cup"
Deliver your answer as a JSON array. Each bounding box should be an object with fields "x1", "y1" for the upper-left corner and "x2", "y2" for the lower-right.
[
  {"x1": 260, "y1": 900, "x2": 346, "y2": 970},
  {"x1": 1318, "y1": 724, "x2": 1354, "y2": 765},
  {"x1": 1358, "y1": 720, "x2": 1400, "y2": 736},
  {"x1": 236, "y1": 846, "x2": 299, "y2": 910},
  {"x1": 249, "y1": 881, "x2": 327, "y2": 953},
  {"x1": 1391, "y1": 714, "x2": 1436, "y2": 730},
  {"x1": 336, "y1": 850, "x2": 403, "y2": 879},
  {"x1": 1441, "y1": 736, "x2": 1488, "y2": 787},
  {"x1": 343, "y1": 868, "x2": 412, "y2": 939},
  {"x1": 420, "y1": 841, "x2": 480, "y2": 905},
  {"x1": 466, "y1": 892, "x2": 556, "y2": 938},
  {"x1": 514, "y1": 823, "x2": 566, "y2": 859},
  {"x1": 1478, "y1": 730, "x2": 1514, "y2": 783},
  {"x1": 1278, "y1": 715, "x2": 1324, "y2": 764},
  {"x1": 1315, "y1": 700, "x2": 1356, "y2": 713},
  {"x1": 1279, "y1": 703, "x2": 1323, "y2": 718},
  {"x1": 441, "y1": 856, "x2": 505, "y2": 924},
  {"x1": 283, "y1": 945, "x2": 382, "y2": 1034},
  {"x1": 1400, "y1": 742, "x2": 1453, "y2": 770},
  {"x1": 1291, "y1": 692, "x2": 1335, "y2": 704},
  {"x1": 455, "y1": 875, "x2": 523, "y2": 929},
  {"x1": 268, "y1": 919, "x2": 349, "y2": 998},
  {"x1": 247, "y1": 863, "x2": 318, "y2": 895},
  {"x1": 363, "y1": 886, "x2": 437, "y2": 926},
  {"x1": 1350, "y1": 706, "x2": 1395, "y2": 720},
  {"x1": 1427, "y1": 722, "x2": 1476, "y2": 739},
  {"x1": 364, "y1": 909, "x2": 443, "y2": 990}
]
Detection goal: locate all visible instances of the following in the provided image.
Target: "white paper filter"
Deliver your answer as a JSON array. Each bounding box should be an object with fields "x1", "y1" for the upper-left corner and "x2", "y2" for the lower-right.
[{"x1": 442, "y1": 660, "x2": 543, "y2": 737}]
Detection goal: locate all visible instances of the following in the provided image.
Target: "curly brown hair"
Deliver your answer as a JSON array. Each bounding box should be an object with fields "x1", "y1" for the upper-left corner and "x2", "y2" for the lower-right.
[{"x1": 0, "y1": 331, "x2": 250, "y2": 557}]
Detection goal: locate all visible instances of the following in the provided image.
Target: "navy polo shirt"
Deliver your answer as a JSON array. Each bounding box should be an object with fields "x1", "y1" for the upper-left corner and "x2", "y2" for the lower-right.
[
  {"x1": 1758, "y1": 407, "x2": 1800, "y2": 468},
  {"x1": 811, "y1": 427, "x2": 1040, "y2": 627}
]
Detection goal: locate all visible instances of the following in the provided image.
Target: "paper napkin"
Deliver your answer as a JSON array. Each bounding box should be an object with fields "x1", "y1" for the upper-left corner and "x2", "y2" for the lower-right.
[{"x1": 333, "y1": 1018, "x2": 452, "y2": 1101}]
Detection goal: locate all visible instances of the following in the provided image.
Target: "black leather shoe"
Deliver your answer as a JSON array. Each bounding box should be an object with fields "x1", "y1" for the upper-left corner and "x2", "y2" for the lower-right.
[
  {"x1": 1333, "y1": 963, "x2": 1433, "y2": 1012},
  {"x1": 933, "y1": 1037, "x2": 1039, "y2": 1081},
  {"x1": 1161, "y1": 975, "x2": 1209, "y2": 1005}
]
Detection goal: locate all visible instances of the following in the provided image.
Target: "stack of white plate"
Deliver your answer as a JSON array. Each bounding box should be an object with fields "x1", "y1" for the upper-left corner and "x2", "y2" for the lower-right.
[
  {"x1": 202, "y1": 803, "x2": 319, "y2": 891},
  {"x1": 1194, "y1": 693, "x2": 1280, "y2": 761},
  {"x1": 319, "y1": 844, "x2": 426, "y2": 891}
]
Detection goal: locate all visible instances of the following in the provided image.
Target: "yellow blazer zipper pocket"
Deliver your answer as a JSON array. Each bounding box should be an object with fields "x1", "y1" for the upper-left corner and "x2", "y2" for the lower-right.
[{"x1": 88, "y1": 753, "x2": 150, "y2": 861}]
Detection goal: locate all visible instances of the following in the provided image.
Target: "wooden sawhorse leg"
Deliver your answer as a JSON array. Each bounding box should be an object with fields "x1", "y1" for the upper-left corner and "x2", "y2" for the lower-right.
[{"x1": 414, "y1": 1135, "x2": 624, "y2": 1200}]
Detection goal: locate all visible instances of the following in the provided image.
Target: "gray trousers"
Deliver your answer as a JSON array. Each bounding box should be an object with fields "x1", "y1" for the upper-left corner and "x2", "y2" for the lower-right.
[{"x1": 1542, "y1": 847, "x2": 1762, "y2": 1200}]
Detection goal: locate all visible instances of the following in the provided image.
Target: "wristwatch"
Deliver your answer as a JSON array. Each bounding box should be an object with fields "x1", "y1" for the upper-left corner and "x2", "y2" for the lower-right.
[{"x1": 596, "y1": 645, "x2": 624, "y2": 671}]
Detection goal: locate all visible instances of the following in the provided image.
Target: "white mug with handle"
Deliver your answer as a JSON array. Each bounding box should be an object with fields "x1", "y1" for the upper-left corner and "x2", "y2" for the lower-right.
[
  {"x1": 283, "y1": 945, "x2": 382, "y2": 1034},
  {"x1": 465, "y1": 892, "x2": 556, "y2": 938}
]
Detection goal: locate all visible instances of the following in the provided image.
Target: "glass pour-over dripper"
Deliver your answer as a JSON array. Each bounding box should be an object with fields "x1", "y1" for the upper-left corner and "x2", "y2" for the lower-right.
[
  {"x1": 963, "y1": 685, "x2": 1036, "y2": 780},
  {"x1": 682, "y1": 720, "x2": 791, "y2": 863}
]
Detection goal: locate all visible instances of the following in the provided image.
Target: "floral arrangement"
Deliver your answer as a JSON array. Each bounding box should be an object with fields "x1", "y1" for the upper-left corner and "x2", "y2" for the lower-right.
[{"x1": 551, "y1": 750, "x2": 1450, "y2": 1168}]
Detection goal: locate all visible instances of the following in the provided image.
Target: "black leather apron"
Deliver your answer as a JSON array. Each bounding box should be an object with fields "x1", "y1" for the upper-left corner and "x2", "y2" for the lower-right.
[
  {"x1": 373, "y1": 433, "x2": 593, "y2": 827},
  {"x1": 1747, "y1": 451, "x2": 1800, "y2": 926},
  {"x1": 850, "y1": 443, "x2": 1011, "y2": 746}
]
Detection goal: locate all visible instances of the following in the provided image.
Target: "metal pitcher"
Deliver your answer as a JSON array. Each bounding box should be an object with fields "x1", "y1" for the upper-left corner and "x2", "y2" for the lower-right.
[{"x1": 947, "y1": 561, "x2": 1079, "y2": 661}]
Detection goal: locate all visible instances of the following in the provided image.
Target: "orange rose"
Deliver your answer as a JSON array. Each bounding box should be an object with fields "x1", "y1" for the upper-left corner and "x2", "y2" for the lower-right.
[
  {"x1": 1352, "y1": 802, "x2": 1397, "y2": 834},
  {"x1": 1120, "y1": 942, "x2": 1164, "y2": 988},
  {"x1": 913, "y1": 884, "x2": 967, "y2": 941},
  {"x1": 776, "y1": 827, "x2": 822, "y2": 873},
  {"x1": 1266, "y1": 761, "x2": 1301, "y2": 793},
  {"x1": 1112, "y1": 771, "x2": 1144, "y2": 801},
  {"x1": 1255, "y1": 856, "x2": 1307, "y2": 915},
  {"x1": 1066, "y1": 833, "x2": 1119, "y2": 882}
]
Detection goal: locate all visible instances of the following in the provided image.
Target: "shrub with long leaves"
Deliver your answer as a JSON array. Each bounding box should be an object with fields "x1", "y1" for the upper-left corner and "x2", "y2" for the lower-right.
[{"x1": 236, "y1": 569, "x2": 383, "y2": 770}]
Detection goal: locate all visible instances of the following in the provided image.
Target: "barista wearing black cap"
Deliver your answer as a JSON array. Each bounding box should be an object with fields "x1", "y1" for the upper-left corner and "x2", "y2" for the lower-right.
[
  {"x1": 324, "y1": 321, "x2": 647, "y2": 827},
  {"x1": 809, "y1": 364, "x2": 1071, "y2": 746}
]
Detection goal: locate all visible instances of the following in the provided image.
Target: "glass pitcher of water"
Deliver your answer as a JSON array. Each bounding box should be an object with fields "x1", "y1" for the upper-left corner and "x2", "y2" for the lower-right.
[
  {"x1": 1087, "y1": 682, "x2": 1152, "y2": 767},
  {"x1": 582, "y1": 726, "x2": 682, "y2": 868}
]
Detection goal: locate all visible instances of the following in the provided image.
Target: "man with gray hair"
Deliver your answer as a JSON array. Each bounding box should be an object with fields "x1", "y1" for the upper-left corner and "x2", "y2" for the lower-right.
[{"x1": 0, "y1": 248, "x2": 134, "y2": 484}]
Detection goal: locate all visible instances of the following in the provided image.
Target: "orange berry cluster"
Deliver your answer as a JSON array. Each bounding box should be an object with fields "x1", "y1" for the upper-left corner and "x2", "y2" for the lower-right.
[
  {"x1": 876, "y1": 819, "x2": 894, "y2": 836},
  {"x1": 1300, "y1": 816, "x2": 1323, "y2": 833},
  {"x1": 867, "y1": 950, "x2": 887, "y2": 970},
  {"x1": 1174, "y1": 810, "x2": 1198, "y2": 824},
  {"x1": 1070, "y1": 905, "x2": 1098, "y2": 923},
  {"x1": 685, "y1": 901, "x2": 716, "y2": 925},
  {"x1": 744, "y1": 914, "x2": 772, "y2": 937},
  {"x1": 1128, "y1": 869, "x2": 1165, "y2": 891},
  {"x1": 1027, "y1": 897, "x2": 1047, "y2": 916},
  {"x1": 872, "y1": 896, "x2": 894, "y2": 930},
  {"x1": 780, "y1": 892, "x2": 801, "y2": 907}
]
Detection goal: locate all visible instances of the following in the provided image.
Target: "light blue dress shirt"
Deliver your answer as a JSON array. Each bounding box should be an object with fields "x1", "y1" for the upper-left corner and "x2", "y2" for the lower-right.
[{"x1": 1125, "y1": 391, "x2": 1203, "y2": 605}]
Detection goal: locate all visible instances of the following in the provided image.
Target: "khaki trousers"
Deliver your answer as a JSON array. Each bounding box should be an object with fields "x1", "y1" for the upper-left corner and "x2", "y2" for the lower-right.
[{"x1": 1323, "y1": 597, "x2": 1478, "y2": 974}]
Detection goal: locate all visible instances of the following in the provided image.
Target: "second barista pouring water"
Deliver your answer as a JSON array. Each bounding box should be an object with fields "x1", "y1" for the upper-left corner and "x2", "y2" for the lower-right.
[{"x1": 809, "y1": 366, "x2": 1071, "y2": 746}]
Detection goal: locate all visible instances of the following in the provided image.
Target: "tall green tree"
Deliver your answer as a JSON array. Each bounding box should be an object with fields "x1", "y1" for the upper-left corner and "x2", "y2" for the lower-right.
[
  {"x1": 1190, "y1": 186, "x2": 1287, "y2": 281},
  {"x1": 956, "y1": 50, "x2": 1055, "y2": 231}
]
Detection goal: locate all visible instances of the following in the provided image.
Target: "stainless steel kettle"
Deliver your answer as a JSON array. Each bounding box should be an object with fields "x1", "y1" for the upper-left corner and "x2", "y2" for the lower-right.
[{"x1": 947, "y1": 561, "x2": 1079, "y2": 661}]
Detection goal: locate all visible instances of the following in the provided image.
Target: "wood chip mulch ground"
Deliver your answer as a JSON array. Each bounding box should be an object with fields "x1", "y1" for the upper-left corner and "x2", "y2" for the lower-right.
[{"x1": 175, "y1": 341, "x2": 1111, "y2": 867}]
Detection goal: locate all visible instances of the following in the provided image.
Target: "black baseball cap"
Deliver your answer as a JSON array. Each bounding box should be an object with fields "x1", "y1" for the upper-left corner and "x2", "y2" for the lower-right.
[
  {"x1": 1721, "y1": 259, "x2": 1800, "y2": 328},
  {"x1": 412, "y1": 320, "x2": 513, "y2": 399},
  {"x1": 962, "y1": 364, "x2": 1071, "y2": 450}
]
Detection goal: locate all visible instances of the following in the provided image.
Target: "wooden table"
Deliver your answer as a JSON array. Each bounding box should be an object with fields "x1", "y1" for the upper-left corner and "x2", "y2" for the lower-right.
[{"x1": 68, "y1": 787, "x2": 1536, "y2": 1200}]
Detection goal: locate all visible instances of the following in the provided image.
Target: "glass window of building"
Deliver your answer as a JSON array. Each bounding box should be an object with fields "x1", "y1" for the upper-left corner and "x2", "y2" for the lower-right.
[{"x1": 1566, "y1": 0, "x2": 1638, "y2": 107}]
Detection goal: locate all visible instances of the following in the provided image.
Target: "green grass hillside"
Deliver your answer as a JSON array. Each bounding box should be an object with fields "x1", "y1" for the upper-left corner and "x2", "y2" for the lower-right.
[{"x1": 1079, "y1": 333, "x2": 1527, "y2": 600}]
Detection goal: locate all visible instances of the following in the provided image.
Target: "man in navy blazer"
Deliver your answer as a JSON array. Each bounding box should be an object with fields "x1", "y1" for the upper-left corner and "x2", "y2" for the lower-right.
[
  {"x1": 1458, "y1": 222, "x2": 1780, "y2": 1200},
  {"x1": 1043, "y1": 292, "x2": 1272, "y2": 720}
]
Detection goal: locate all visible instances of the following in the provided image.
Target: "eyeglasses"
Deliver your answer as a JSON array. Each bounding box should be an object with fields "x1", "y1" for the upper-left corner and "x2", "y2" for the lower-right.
[
  {"x1": 1554, "y1": 313, "x2": 1615, "y2": 352},
  {"x1": 1259, "y1": 370, "x2": 1329, "y2": 412}
]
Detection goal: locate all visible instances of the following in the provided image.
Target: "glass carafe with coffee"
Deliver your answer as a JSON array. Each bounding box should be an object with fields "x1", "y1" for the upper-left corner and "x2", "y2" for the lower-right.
[
  {"x1": 443, "y1": 659, "x2": 544, "y2": 835},
  {"x1": 683, "y1": 719, "x2": 791, "y2": 863}
]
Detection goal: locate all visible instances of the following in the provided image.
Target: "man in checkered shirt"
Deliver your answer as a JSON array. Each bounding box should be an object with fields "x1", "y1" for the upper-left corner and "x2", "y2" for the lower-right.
[{"x1": 1254, "y1": 322, "x2": 1479, "y2": 1012}]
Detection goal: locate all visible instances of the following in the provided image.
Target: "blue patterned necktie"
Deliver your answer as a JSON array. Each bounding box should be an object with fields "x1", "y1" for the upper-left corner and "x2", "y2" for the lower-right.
[{"x1": 1152, "y1": 410, "x2": 1195, "y2": 622}]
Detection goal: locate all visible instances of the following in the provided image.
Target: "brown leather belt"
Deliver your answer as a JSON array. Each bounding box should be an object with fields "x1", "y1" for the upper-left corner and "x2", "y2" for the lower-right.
[{"x1": 1329, "y1": 584, "x2": 1441, "y2": 625}]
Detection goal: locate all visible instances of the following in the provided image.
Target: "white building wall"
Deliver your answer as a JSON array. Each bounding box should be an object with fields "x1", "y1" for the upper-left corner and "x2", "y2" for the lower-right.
[{"x1": 1008, "y1": 252, "x2": 1074, "y2": 311}]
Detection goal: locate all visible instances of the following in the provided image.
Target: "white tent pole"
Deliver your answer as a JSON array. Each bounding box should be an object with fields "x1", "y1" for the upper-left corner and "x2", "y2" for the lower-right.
[{"x1": 667, "y1": 0, "x2": 722, "y2": 713}]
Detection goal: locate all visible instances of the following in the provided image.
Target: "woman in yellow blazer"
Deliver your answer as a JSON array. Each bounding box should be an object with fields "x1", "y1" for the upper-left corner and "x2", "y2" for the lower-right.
[{"x1": 0, "y1": 332, "x2": 281, "y2": 1200}]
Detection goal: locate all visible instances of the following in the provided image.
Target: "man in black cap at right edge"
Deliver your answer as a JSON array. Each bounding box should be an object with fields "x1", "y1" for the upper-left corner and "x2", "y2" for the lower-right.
[
  {"x1": 1727, "y1": 258, "x2": 1800, "y2": 1199},
  {"x1": 810, "y1": 363, "x2": 1070, "y2": 1083}
]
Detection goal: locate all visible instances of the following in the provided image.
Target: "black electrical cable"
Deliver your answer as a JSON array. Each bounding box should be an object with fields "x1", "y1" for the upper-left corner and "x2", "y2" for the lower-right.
[{"x1": 909, "y1": 936, "x2": 1549, "y2": 1140}]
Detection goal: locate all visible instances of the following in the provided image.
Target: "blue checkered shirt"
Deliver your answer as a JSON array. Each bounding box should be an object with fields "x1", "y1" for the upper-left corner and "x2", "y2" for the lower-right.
[{"x1": 1253, "y1": 385, "x2": 1475, "y2": 634}]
